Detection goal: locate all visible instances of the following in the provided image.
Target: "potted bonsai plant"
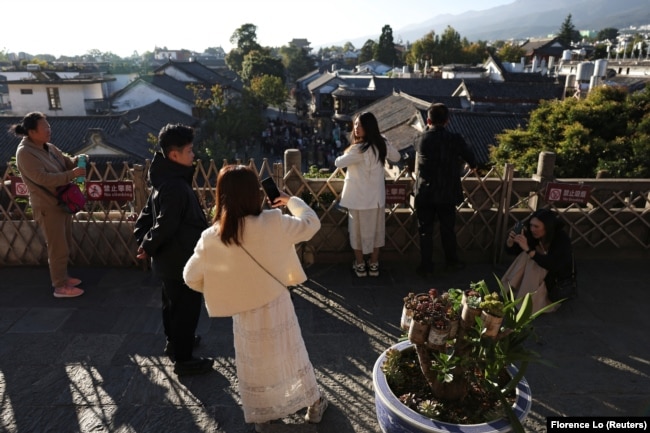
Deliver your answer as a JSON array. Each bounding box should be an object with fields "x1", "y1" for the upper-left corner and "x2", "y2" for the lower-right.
[
  {"x1": 373, "y1": 277, "x2": 561, "y2": 433},
  {"x1": 479, "y1": 291, "x2": 506, "y2": 338}
]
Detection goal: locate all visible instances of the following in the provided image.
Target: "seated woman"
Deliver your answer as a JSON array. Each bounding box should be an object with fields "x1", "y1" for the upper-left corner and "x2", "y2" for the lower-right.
[{"x1": 501, "y1": 209, "x2": 575, "y2": 313}]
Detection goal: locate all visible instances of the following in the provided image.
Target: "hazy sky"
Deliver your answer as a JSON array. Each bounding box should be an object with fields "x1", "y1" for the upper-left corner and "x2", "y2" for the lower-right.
[{"x1": 2, "y1": 0, "x2": 516, "y2": 57}]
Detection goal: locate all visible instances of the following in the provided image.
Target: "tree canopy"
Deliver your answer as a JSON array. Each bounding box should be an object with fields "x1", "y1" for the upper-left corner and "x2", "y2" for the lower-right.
[
  {"x1": 374, "y1": 25, "x2": 399, "y2": 66},
  {"x1": 226, "y1": 23, "x2": 263, "y2": 76},
  {"x1": 278, "y1": 44, "x2": 314, "y2": 82},
  {"x1": 490, "y1": 86, "x2": 650, "y2": 178},
  {"x1": 249, "y1": 74, "x2": 288, "y2": 109},
  {"x1": 404, "y1": 26, "x2": 488, "y2": 68},
  {"x1": 358, "y1": 39, "x2": 377, "y2": 64},
  {"x1": 240, "y1": 50, "x2": 284, "y2": 83},
  {"x1": 189, "y1": 83, "x2": 265, "y2": 161},
  {"x1": 556, "y1": 14, "x2": 581, "y2": 47}
]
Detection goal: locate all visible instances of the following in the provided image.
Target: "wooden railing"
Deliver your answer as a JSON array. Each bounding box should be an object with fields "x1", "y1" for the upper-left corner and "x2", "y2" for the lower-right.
[{"x1": 1, "y1": 151, "x2": 649, "y2": 267}]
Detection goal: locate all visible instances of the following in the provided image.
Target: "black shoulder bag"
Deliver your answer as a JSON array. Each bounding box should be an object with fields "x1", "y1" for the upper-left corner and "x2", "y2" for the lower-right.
[{"x1": 548, "y1": 253, "x2": 577, "y2": 302}]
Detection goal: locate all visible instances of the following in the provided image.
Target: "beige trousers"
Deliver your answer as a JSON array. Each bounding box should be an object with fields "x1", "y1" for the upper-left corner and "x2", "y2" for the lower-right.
[
  {"x1": 501, "y1": 252, "x2": 552, "y2": 314},
  {"x1": 34, "y1": 206, "x2": 73, "y2": 289}
]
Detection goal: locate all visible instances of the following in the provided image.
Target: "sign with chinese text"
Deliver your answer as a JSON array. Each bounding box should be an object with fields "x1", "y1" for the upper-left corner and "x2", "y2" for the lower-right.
[
  {"x1": 85, "y1": 181, "x2": 134, "y2": 201},
  {"x1": 545, "y1": 182, "x2": 592, "y2": 204},
  {"x1": 10, "y1": 176, "x2": 30, "y2": 197},
  {"x1": 385, "y1": 181, "x2": 411, "y2": 205}
]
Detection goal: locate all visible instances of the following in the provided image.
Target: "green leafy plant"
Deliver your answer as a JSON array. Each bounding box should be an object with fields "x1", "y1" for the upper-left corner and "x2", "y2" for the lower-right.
[
  {"x1": 464, "y1": 289, "x2": 482, "y2": 309},
  {"x1": 480, "y1": 292, "x2": 505, "y2": 317},
  {"x1": 384, "y1": 277, "x2": 563, "y2": 431}
]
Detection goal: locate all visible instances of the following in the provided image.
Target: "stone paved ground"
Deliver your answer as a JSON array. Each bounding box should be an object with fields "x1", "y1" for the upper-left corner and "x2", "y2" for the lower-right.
[{"x1": 1, "y1": 255, "x2": 649, "y2": 433}]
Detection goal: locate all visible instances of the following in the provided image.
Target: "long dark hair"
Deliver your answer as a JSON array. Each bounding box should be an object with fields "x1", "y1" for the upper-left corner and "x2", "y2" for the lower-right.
[
  {"x1": 350, "y1": 112, "x2": 388, "y2": 165},
  {"x1": 9, "y1": 111, "x2": 46, "y2": 136},
  {"x1": 213, "y1": 165, "x2": 262, "y2": 245},
  {"x1": 527, "y1": 208, "x2": 564, "y2": 246}
]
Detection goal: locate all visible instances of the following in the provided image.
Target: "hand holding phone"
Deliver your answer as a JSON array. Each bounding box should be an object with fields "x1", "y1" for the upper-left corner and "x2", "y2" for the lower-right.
[
  {"x1": 261, "y1": 177, "x2": 281, "y2": 203},
  {"x1": 513, "y1": 221, "x2": 524, "y2": 234}
]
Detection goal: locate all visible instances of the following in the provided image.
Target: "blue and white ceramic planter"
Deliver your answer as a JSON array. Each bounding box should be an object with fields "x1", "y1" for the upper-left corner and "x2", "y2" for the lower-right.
[{"x1": 373, "y1": 340, "x2": 532, "y2": 433}]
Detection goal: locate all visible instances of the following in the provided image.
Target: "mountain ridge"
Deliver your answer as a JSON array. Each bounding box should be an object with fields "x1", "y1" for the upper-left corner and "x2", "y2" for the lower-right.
[{"x1": 323, "y1": 0, "x2": 650, "y2": 49}]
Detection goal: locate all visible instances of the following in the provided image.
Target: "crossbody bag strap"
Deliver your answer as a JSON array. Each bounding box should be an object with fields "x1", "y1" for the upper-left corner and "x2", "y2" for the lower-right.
[
  {"x1": 240, "y1": 245, "x2": 289, "y2": 291},
  {"x1": 20, "y1": 171, "x2": 59, "y2": 200},
  {"x1": 20, "y1": 144, "x2": 68, "y2": 199}
]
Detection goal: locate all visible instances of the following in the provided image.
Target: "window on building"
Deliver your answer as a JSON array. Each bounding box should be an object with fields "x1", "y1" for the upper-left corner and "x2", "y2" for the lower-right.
[
  {"x1": 46, "y1": 87, "x2": 62, "y2": 110},
  {"x1": 20, "y1": 89, "x2": 33, "y2": 95}
]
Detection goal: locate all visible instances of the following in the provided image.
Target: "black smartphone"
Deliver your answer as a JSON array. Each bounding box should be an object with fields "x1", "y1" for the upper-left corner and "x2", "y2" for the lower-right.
[
  {"x1": 261, "y1": 177, "x2": 281, "y2": 202},
  {"x1": 513, "y1": 221, "x2": 524, "y2": 234}
]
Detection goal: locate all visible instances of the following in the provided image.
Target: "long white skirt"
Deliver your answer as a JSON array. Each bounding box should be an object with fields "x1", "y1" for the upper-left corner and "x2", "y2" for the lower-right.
[
  {"x1": 233, "y1": 289, "x2": 320, "y2": 423},
  {"x1": 348, "y1": 208, "x2": 385, "y2": 254}
]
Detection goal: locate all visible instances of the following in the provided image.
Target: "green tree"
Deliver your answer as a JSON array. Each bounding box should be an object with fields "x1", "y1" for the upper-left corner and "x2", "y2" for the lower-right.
[
  {"x1": 358, "y1": 39, "x2": 377, "y2": 64},
  {"x1": 230, "y1": 23, "x2": 262, "y2": 55},
  {"x1": 438, "y1": 26, "x2": 463, "y2": 65},
  {"x1": 596, "y1": 28, "x2": 618, "y2": 42},
  {"x1": 226, "y1": 23, "x2": 262, "y2": 75},
  {"x1": 405, "y1": 31, "x2": 439, "y2": 69},
  {"x1": 241, "y1": 50, "x2": 285, "y2": 83},
  {"x1": 490, "y1": 86, "x2": 650, "y2": 178},
  {"x1": 190, "y1": 83, "x2": 265, "y2": 161},
  {"x1": 249, "y1": 74, "x2": 288, "y2": 109},
  {"x1": 374, "y1": 25, "x2": 399, "y2": 67},
  {"x1": 498, "y1": 42, "x2": 527, "y2": 63},
  {"x1": 556, "y1": 14, "x2": 580, "y2": 47},
  {"x1": 279, "y1": 44, "x2": 314, "y2": 82},
  {"x1": 461, "y1": 40, "x2": 490, "y2": 64},
  {"x1": 593, "y1": 44, "x2": 608, "y2": 60}
]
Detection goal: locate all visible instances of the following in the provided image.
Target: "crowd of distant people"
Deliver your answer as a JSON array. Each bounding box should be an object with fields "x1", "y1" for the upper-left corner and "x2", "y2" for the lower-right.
[{"x1": 260, "y1": 117, "x2": 347, "y2": 171}]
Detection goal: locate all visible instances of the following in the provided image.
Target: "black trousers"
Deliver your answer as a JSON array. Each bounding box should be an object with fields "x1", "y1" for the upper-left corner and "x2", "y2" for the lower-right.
[
  {"x1": 160, "y1": 278, "x2": 202, "y2": 362},
  {"x1": 415, "y1": 201, "x2": 460, "y2": 269}
]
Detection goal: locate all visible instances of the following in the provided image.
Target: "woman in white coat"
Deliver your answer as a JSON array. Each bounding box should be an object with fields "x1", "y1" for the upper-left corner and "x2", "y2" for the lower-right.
[
  {"x1": 183, "y1": 165, "x2": 327, "y2": 431},
  {"x1": 334, "y1": 112, "x2": 400, "y2": 277}
]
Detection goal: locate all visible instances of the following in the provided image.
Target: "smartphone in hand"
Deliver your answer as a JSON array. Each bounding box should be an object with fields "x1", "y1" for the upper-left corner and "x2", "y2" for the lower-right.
[
  {"x1": 261, "y1": 177, "x2": 281, "y2": 203},
  {"x1": 513, "y1": 221, "x2": 524, "y2": 234}
]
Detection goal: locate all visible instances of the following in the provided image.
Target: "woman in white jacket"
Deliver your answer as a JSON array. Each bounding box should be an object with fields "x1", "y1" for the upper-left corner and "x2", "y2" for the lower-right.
[
  {"x1": 183, "y1": 165, "x2": 327, "y2": 431},
  {"x1": 334, "y1": 112, "x2": 400, "y2": 277}
]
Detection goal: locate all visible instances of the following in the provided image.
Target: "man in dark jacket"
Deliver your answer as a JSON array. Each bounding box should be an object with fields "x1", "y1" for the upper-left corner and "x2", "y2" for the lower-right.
[
  {"x1": 415, "y1": 103, "x2": 477, "y2": 278},
  {"x1": 134, "y1": 124, "x2": 212, "y2": 376}
]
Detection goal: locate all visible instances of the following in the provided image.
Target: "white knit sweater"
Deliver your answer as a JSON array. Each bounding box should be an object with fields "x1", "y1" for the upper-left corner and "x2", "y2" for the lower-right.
[{"x1": 183, "y1": 197, "x2": 320, "y2": 317}]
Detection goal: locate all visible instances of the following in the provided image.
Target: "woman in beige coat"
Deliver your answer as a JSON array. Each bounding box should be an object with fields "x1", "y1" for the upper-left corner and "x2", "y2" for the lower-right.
[
  {"x1": 183, "y1": 165, "x2": 328, "y2": 432},
  {"x1": 13, "y1": 112, "x2": 86, "y2": 298}
]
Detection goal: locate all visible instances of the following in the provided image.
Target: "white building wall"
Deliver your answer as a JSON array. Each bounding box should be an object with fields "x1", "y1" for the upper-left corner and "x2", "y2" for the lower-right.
[
  {"x1": 82, "y1": 83, "x2": 104, "y2": 100},
  {"x1": 8, "y1": 83, "x2": 88, "y2": 116},
  {"x1": 111, "y1": 82, "x2": 192, "y2": 115},
  {"x1": 105, "y1": 73, "x2": 138, "y2": 95},
  {"x1": 162, "y1": 67, "x2": 197, "y2": 82}
]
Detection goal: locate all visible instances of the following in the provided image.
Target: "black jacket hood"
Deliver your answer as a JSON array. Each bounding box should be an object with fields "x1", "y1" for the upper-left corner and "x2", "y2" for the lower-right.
[{"x1": 148, "y1": 152, "x2": 194, "y2": 188}]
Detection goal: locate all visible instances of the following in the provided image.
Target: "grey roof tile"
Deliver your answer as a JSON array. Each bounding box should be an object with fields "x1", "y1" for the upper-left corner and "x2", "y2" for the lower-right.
[{"x1": 0, "y1": 101, "x2": 196, "y2": 170}]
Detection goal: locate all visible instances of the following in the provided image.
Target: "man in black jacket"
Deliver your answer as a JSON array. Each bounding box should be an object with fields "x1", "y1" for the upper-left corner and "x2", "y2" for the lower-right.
[
  {"x1": 134, "y1": 124, "x2": 212, "y2": 376},
  {"x1": 415, "y1": 103, "x2": 477, "y2": 278}
]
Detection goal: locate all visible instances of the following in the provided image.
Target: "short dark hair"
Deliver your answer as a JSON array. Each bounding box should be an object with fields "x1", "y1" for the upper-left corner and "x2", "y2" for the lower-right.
[
  {"x1": 9, "y1": 111, "x2": 46, "y2": 136},
  {"x1": 427, "y1": 103, "x2": 449, "y2": 126},
  {"x1": 158, "y1": 124, "x2": 194, "y2": 157}
]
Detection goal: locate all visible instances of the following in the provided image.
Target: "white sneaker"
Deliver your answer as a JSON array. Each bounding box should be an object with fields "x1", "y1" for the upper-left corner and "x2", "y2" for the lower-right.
[
  {"x1": 353, "y1": 261, "x2": 367, "y2": 277},
  {"x1": 368, "y1": 262, "x2": 379, "y2": 277},
  {"x1": 305, "y1": 396, "x2": 328, "y2": 423}
]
